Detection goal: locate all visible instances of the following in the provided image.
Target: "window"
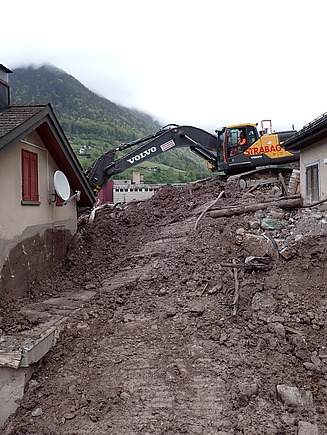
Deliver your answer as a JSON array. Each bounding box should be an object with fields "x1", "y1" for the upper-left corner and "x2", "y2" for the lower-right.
[
  {"x1": 305, "y1": 162, "x2": 319, "y2": 202},
  {"x1": 21, "y1": 149, "x2": 40, "y2": 204}
]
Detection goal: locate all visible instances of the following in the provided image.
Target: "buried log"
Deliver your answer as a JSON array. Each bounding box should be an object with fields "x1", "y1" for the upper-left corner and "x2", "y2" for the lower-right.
[
  {"x1": 194, "y1": 190, "x2": 225, "y2": 230},
  {"x1": 208, "y1": 197, "x2": 303, "y2": 218},
  {"x1": 231, "y1": 259, "x2": 240, "y2": 316}
]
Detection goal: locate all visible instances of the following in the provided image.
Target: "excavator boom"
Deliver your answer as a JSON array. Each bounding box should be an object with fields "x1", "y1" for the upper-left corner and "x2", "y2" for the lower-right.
[{"x1": 86, "y1": 125, "x2": 218, "y2": 193}]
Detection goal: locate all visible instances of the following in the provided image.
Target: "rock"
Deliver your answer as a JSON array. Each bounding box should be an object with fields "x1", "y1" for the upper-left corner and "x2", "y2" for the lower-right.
[
  {"x1": 303, "y1": 362, "x2": 321, "y2": 372},
  {"x1": 239, "y1": 382, "x2": 258, "y2": 399},
  {"x1": 281, "y1": 413, "x2": 296, "y2": 425},
  {"x1": 186, "y1": 280, "x2": 197, "y2": 290},
  {"x1": 63, "y1": 413, "x2": 76, "y2": 420},
  {"x1": 268, "y1": 322, "x2": 286, "y2": 338},
  {"x1": 276, "y1": 384, "x2": 313, "y2": 407},
  {"x1": 261, "y1": 217, "x2": 284, "y2": 230},
  {"x1": 252, "y1": 292, "x2": 278, "y2": 312},
  {"x1": 248, "y1": 219, "x2": 260, "y2": 229},
  {"x1": 310, "y1": 352, "x2": 321, "y2": 366},
  {"x1": 219, "y1": 331, "x2": 228, "y2": 343},
  {"x1": 270, "y1": 315, "x2": 284, "y2": 323},
  {"x1": 264, "y1": 273, "x2": 280, "y2": 290},
  {"x1": 298, "y1": 421, "x2": 319, "y2": 435},
  {"x1": 31, "y1": 408, "x2": 43, "y2": 417},
  {"x1": 245, "y1": 255, "x2": 271, "y2": 269},
  {"x1": 165, "y1": 307, "x2": 177, "y2": 318},
  {"x1": 122, "y1": 314, "x2": 135, "y2": 322},
  {"x1": 208, "y1": 283, "x2": 223, "y2": 294},
  {"x1": 280, "y1": 246, "x2": 297, "y2": 260},
  {"x1": 85, "y1": 283, "x2": 96, "y2": 290},
  {"x1": 188, "y1": 301, "x2": 205, "y2": 317},
  {"x1": 243, "y1": 233, "x2": 275, "y2": 257},
  {"x1": 268, "y1": 209, "x2": 285, "y2": 220},
  {"x1": 28, "y1": 379, "x2": 40, "y2": 390},
  {"x1": 209, "y1": 329, "x2": 221, "y2": 341},
  {"x1": 120, "y1": 391, "x2": 131, "y2": 401}
]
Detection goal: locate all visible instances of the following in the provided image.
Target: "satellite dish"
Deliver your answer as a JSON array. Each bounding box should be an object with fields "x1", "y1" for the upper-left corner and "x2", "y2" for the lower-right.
[{"x1": 54, "y1": 170, "x2": 70, "y2": 201}]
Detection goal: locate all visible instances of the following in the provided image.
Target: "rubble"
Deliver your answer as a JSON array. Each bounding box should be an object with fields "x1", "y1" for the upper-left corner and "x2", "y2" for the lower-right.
[{"x1": 1, "y1": 177, "x2": 327, "y2": 434}]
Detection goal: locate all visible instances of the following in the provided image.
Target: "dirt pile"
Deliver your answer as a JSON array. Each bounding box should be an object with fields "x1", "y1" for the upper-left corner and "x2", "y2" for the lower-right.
[{"x1": 2, "y1": 177, "x2": 327, "y2": 434}]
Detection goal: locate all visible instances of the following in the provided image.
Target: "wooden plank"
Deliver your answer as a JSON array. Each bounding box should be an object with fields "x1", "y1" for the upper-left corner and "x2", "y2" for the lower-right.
[
  {"x1": 0, "y1": 351, "x2": 22, "y2": 368},
  {"x1": 209, "y1": 197, "x2": 303, "y2": 218}
]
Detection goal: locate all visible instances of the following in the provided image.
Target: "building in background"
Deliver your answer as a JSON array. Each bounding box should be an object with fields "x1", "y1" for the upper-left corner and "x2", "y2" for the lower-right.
[{"x1": 286, "y1": 112, "x2": 327, "y2": 203}]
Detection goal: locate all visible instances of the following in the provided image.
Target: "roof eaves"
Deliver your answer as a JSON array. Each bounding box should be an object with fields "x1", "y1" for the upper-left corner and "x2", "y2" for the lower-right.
[
  {"x1": 0, "y1": 64, "x2": 13, "y2": 73},
  {"x1": 38, "y1": 108, "x2": 95, "y2": 203},
  {"x1": 0, "y1": 104, "x2": 95, "y2": 206},
  {"x1": 285, "y1": 112, "x2": 327, "y2": 150}
]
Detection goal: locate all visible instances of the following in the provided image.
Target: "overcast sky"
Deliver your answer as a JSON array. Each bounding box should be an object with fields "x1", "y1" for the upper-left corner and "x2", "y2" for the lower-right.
[{"x1": 2, "y1": 0, "x2": 327, "y2": 133}]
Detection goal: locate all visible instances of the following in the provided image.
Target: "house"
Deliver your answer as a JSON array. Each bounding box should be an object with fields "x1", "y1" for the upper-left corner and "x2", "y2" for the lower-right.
[
  {"x1": 285, "y1": 112, "x2": 327, "y2": 204},
  {"x1": 0, "y1": 64, "x2": 94, "y2": 300}
]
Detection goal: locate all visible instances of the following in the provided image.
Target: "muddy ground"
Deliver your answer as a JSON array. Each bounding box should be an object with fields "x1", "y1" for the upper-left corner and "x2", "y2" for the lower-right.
[{"x1": 1, "y1": 177, "x2": 327, "y2": 434}]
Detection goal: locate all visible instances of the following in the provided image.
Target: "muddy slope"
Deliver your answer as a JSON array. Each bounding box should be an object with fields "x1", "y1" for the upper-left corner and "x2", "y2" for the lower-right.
[{"x1": 2, "y1": 179, "x2": 327, "y2": 435}]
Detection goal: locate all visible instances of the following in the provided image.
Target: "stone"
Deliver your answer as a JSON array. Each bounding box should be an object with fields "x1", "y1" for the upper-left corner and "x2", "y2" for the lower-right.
[
  {"x1": 63, "y1": 412, "x2": 76, "y2": 420},
  {"x1": 264, "y1": 273, "x2": 280, "y2": 290},
  {"x1": 120, "y1": 391, "x2": 131, "y2": 401},
  {"x1": 208, "y1": 283, "x2": 223, "y2": 294},
  {"x1": 85, "y1": 283, "x2": 96, "y2": 290},
  {"x1": 281, "y1": 413, "x2": 296, "y2": 425},
  {"x1": 268, "y1": 322, "x2": 286, "y2": 338},
  {"x1": 248, "y1": 219, "x2": 260, "y2": 229},
  {"x1": 303, "y1": 362, "x2": 321, "y2": 372},
  {"x1": 188, "y1": 301, "x2": 205, "y2": 317},
  {"x1": 268, "y1": 209, "x2": 285, "y2": 220},
  {"x1": 31, "y1": 407, "x2": 43, "y2": 417},
  {"x1": 252, "y1": 292, "x2": 278, "y2": 312},
  {"x1": 165, "y1": 307, "x2": 177, "y2": 318},
  {"x1": 242, "y1": 233, "x2": 275, "y2": 257},
  {"x1": 280, "y1": 246, "x2": 296, "y2": 260},
  {"x1": 298, "y1": 421, "x2": 319, "y2": 435},
  {"x1": 276, "y1": 384, "x2": 313, "y2": 407},
  {"x1": 261, "y1": 217, "x2": 284, "y2": 230},
  {"x1": 239, "y1": 382, "x2": 258, "y2": 399}
]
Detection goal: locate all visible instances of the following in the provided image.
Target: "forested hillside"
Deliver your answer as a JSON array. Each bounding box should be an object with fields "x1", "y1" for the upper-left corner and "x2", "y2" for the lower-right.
[{"x1": 10, "y1": 65, "x2": 209, "y2": 183}]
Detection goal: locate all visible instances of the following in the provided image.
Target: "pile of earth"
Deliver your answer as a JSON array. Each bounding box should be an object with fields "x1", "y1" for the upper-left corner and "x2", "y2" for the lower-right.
[{"x1": 2, "y1": 176, "x2": 327, "y2": 435}]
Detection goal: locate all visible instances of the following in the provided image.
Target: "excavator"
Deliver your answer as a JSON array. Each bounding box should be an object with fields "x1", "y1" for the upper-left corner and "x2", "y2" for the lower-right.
[{"x1": 85, "y1": 120, "x2": 299, "y2": 194}]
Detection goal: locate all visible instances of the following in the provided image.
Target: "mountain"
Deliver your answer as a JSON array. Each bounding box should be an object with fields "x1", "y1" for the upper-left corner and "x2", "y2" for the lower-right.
[{"x1": 10, "y1": 65, "x2": 209, "y2": 183}]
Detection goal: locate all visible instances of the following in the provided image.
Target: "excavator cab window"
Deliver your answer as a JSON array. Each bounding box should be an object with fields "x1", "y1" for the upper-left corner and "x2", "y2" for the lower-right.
[
  {"x1": 224, "y1": 125, "x2": 259, "y2": 158},
  {"x1": 247, "y1": 126, "x2": 258, "y2": 145},
  {"x1": 226, "y1": 127, "x2": 247, "y2": 157}
]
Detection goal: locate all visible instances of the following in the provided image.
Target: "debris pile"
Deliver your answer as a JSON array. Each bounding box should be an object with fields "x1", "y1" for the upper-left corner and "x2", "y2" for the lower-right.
[{"x1": 2, "y1": 177, "x2": 327, "y2": 434}]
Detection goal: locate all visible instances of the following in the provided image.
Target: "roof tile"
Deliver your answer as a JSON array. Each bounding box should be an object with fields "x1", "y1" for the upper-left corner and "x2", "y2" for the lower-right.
[{"x1": 0, "y1": 104, "x2": 47, "y2": 139}]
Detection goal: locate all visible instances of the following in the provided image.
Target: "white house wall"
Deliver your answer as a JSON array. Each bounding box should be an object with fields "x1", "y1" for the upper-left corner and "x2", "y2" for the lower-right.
[
  {"x1": 0, "y1": 131, "x2": 78, "y2": 299},
  {"x1": 300, "y1": 138, "x2": 327, "y2": 201}
]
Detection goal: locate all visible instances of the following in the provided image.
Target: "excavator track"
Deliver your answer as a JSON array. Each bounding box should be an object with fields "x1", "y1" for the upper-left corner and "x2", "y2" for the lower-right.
[{"x1": 228, "y1": 166, "x2": 300, "y2": 196}]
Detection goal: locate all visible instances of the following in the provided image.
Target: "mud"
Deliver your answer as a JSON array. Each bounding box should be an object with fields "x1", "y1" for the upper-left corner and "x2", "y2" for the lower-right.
[{"x1": 1, "y1": 177, "x2": 327, "y2": 434}]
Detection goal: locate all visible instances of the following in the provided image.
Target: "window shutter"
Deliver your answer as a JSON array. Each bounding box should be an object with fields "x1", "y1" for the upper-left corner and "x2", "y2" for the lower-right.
[
  {"x1": 22, "y1": 150, "x2": 39, "y2": 202},
  {"x1": 29, "y1": 152, "x2": 38, "y2": 201}
]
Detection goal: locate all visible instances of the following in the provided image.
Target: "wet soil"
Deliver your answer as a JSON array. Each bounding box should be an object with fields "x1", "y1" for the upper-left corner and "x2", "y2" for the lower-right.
[{"x1": 1, "y1": 178, "x2": 327, "y2": 434}]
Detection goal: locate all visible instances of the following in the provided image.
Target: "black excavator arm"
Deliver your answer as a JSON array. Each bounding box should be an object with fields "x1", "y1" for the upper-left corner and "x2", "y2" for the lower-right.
[{"x1": 85, "y1": 124, "x2": 219, "y2": 193}]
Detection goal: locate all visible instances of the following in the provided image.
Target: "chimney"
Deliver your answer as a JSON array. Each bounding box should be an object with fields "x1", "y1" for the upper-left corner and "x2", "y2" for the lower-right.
[{"x1": 0, "y1": 64, "x2": 13, "y2": 110}]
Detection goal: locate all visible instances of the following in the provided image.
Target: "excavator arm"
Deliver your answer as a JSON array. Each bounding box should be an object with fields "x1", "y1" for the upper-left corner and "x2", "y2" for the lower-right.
[
  {"x1": 85, "y1": 120, "x2": 300, "y2": 195},
  {"x1": 86, "y1": 124, "x2": 219, "y2": 193}
]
